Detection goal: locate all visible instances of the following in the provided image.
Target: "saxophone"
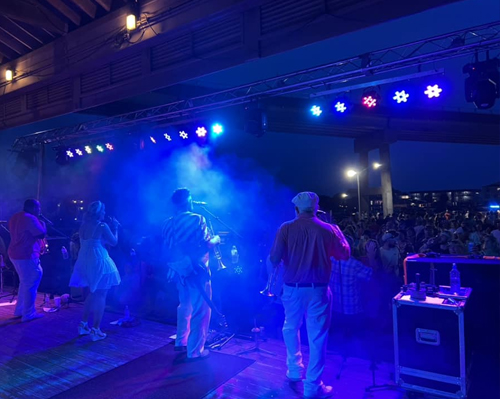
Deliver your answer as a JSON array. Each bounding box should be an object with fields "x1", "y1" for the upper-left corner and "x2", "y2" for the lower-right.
[{"x1": 207, "y1": 219, "x2": 226, "y2": 272}]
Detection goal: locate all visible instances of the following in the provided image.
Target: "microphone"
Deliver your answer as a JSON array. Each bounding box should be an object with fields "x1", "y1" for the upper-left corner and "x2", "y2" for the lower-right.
[
  {"x1": 317, "y1": 210, "x2": 326, "y2": 215},
  {"x1": 39, "y1": 214, "x2": 54, "y2": 226},
  {"x1": 107, "y1": 216, "x2": 122, "y2": 227},
  {"x1": 192, "y1": 201, "x2": 207, "y2": 206}
]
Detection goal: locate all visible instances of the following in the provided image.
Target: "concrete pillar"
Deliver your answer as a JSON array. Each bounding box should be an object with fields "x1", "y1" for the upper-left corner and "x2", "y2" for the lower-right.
[
  {"x1": 358, "y1": 149, "x2": 370, "y2": 218},
  {"x1": 379, "y1": 142, "x2": 394, "y2": 217}
]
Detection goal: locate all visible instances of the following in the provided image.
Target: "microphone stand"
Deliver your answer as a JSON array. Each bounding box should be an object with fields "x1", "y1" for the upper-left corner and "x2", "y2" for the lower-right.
[{"x1": 199, "y1": 206, "x2": 243, "y2": 240}]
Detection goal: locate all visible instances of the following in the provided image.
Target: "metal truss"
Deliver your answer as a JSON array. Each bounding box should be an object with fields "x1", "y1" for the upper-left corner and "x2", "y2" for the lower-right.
[{"x1": 13, "y1": 21, "x2": 500, "y2": 150}]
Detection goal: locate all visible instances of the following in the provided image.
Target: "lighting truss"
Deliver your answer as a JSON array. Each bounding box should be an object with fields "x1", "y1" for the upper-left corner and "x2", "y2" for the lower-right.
[{"x1": 13, "y1": 22, "x2": 500, "y2": 151}]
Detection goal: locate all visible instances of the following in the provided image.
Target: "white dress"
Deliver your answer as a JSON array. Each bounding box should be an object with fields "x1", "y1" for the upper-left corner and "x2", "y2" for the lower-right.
[{"x1": 69, "y1": 226, "x2": 121, "y2": 293}]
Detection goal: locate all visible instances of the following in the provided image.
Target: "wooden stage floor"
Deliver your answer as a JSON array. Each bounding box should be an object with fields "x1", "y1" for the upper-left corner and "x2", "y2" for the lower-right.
[{"x1": 0, "y1": 291, "x2": 404, "y2": 399}]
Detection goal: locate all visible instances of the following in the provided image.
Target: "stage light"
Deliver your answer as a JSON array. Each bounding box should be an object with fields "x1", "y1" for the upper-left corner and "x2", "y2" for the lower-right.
[
  {"x1": 362, "y1": 90, "x2": 380, "y2": 108},
  {"x1": 346, "y1": 170, "x2": 358, "y2": 178},
  {"x1": 490, "y1": 204, "x2": 500, "y2": 210},
  {"x1": 66, "y1": 150, "x2": 74, "y2": 158},
  {"x1": 393, "y1": 90, "x2": 409, "y2": 103},
  {"x1": 75, "y1": 149, "x2": 83, "y2": 156},
  {"x1": 84, "y1": 146, "x2": 92, "y2": 154},
  {"x1": 424, "y1": 84, "x2": 442, "y2": 98},
  {"x1": 211, "y1": 124, "x2": 223, "y2": 135},
  {"x1": 5, "y1": 69, "x2": 13, "y2": 82},
  {"x1": 310, "y1": 105, "x2": 322, "y2": 116},
  {"x1": 463, "y1": 58, "x2": 500, "y2": 109},
  {"x1": 150, "y1": 136, "x2": 156, "y2": 144},
  {"x1": 196, "y1": 127, "x2": 207, "y2": 137},
  {"x1": 373, "y1": 162, "x2": 382, "y2": 169},
  {"x1": 126, "y1": 14, "x2": 136, "y2": 31},
  {"x1": 96, "y1": 145, "x2": 104, "y2": 153},
  {"x1": 334, "y1": 102, "x2": 347, "y2": 113},
  {"x1": 179, "y1": 131, "x2": 188, "y2": 139},
  {"x1": 164, "y1": 133, "x2": 172, "y2": 141}
]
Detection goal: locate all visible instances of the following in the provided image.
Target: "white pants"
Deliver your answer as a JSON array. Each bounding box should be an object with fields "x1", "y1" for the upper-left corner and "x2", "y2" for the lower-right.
[
  {"x1": 176, "y1": 275, "x2": 212, "y2": 358},
  {"x1": 11, "y1": 258, "x2": 43, "y2": 320},
  {"x1": 282, "y1": 284, "x2": 332, "y2": 391}
]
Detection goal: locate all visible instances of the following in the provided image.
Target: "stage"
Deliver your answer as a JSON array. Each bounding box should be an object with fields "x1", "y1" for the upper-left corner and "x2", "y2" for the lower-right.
[{"x1": 0, "y1": 290, "x2": 403, "y2": 399}]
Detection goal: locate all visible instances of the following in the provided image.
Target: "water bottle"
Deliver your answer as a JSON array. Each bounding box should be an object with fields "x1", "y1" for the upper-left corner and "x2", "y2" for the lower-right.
[
  {"x1": 61, "y1": 246, "x2": 69, "y2": 260},
  {"x1": 449, "y1": 263, "x2": 461, "y2": 294},
  {"x1": 231, "y1": 245, "x2": 239, "y2": 264}
]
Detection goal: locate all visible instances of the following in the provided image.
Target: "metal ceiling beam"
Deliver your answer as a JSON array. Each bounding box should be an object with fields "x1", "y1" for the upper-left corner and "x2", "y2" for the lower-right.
[
  {"x1": 69, "y1": 0, "x2": 97, "y2": 19},
  {"x1": 11, "y1": 21, "x2": 500, "y2": 150},
  {"x1": 0, "y1": 0, "x2": 462, "y2": 130},
  {"x1": 95, "y1": 0, "x2": 113, "y2": 12}
]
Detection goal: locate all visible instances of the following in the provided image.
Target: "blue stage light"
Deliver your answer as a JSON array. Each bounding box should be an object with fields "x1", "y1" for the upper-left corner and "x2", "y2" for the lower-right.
[
  {"x1": 424, "y1": 84, "x2": 442, "y2": 98},
  {"x1": 211, "y1": 124, "x2": 223, "y2": 135},
  {"x1": 334, "y1": 101, "x2": 347, "y2": 113},
  {"x1": 393, "y1": 90, "x2": 409, "y2": 103},
  {"x1": 197, "y1": 127, "x2": 208, "y2": 137},
  {"x1": 310, "y1": 105, "x2": 322, "y2": 116}
]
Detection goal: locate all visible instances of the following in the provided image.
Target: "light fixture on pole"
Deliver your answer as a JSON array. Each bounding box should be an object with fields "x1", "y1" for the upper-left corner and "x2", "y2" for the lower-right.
[
  {"x1": 126, "y1": 0, "x2": 140, "y2": 31},
  {"x1": 345, "y1": 163, "x2": 382, "y2": 219}
]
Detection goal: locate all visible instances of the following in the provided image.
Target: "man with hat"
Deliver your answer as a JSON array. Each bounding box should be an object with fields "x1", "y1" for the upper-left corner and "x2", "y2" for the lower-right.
[{"x1": 269, "y1": 192, "x2": 350, "y2": 398}]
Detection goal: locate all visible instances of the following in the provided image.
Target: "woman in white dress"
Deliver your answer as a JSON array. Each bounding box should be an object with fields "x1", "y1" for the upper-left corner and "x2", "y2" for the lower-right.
[{"x1": 69, "y1": 201, "x2": 121, "y2": 341}]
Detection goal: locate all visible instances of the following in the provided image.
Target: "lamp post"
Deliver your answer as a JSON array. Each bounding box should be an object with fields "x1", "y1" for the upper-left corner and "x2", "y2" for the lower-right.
[{"x1": 346, "y1": 163, "x2": 382, "y2": 219}]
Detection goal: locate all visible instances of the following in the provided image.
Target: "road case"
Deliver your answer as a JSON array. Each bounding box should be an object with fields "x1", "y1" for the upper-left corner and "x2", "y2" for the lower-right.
[{"x1": 393, "y1": 289, "x2": 471, "y2": 398}]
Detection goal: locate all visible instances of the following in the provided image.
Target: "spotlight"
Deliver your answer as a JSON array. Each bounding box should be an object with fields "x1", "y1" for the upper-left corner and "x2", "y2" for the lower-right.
[
  {"x1": 362, "y1": 91, "x2": 380, "y2": 108},
  {"x1": 75, "y1": 149, "x2": 83, "y2": 156},
  {"x1": 164, "y1": 133, "x2": 172, "y2": 141},
  {"x1": 334, "y1": 101, "x2": 347, "y2": 113},
  {"x1": 150, "y1": 136, "x2": 156, "y2": 144},
  {"x1": 196, "y1": 127, "x2": 208, "y2": 137},
  {"x1": 179, "y1": 131, "x2": 188, "y2": 139},
  {"x1": 84, "y1": 146, "x2": 92, "y2": 154},
  {"x1": 66, "y1": 150, "x2": 74, "y2": 158},
  {"x1": 424, "y1": 84, "x2": 442, "y2": 98},
  {"x1": 463, "y1": 58, "x2": 500, "y2": 109},
  {"x1": 244, "y1": 106, "x2": 267, "y2": 137},
  {"x1": 393, "y1": 90, "x2": 409, "y2": 103},
  {"x1": 96, "y1": 145, "x2": 104, "y2": 153},
  {"x1": 5, "y1": 69, "x2": 14, "y2": 82},
  {"x1": 105, "y1": 143, "x2": 114, "y2": 151},
  {"x1": 310, "y1": 105, "x2": 323, "y2": 116},
  {"x1": 211, "y1": 124, "x2": 223, "y2": 135}
]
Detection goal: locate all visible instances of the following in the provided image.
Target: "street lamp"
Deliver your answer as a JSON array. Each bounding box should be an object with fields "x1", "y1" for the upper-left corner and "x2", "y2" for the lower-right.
[{"x1": 345, "y1": 163, "x2": 382, "y2": 219}]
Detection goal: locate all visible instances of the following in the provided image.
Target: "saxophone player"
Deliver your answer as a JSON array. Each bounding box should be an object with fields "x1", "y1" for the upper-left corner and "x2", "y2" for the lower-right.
[{"x1": 162, "y1": 188, "x2": 220, "y2": 359}]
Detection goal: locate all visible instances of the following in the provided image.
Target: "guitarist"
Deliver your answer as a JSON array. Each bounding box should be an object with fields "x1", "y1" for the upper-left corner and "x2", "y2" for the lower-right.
[{"x1": 162, "y1": 188, "x2": 220, "y2": 359}]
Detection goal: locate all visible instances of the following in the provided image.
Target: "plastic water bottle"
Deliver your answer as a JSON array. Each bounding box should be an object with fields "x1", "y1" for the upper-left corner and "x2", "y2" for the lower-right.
[
  {"x1": 231, "y1": 245, "x2": 239, "y2": 264},
  {"x1": 450, "y1": 263, "x2": 461, "y2": 294},
  {"x1": 61, "y1": 246, "x2": 69, "y2": 260}
]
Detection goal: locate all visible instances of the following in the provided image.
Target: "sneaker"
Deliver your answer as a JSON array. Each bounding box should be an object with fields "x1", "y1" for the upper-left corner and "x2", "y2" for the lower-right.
[
  {"x1": 22, "y1": 313, "x2": 44, "y2": 322},
  {"x1": 304, "y1": 383, "x2": 334, "y2": 398},
  {"x1": 78, "y1": 321, "x2": 91, "y2": 336},
  {"x1": 286, "y1": 370, "x2": 303, "y2": 382},
  {"x1": 174, "y1": 345, "x2": 187, "y2": 352},
  {"x1": 90, "y1": 328, "x2": 107, "y2": 341}
]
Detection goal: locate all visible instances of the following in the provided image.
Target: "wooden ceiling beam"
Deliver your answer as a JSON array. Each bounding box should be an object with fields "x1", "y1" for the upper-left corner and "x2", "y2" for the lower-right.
[
  {"x1": 0, "y1": 28, "x2": 31, "y2": 55},
  {"x1": 46, "y1": 0, "x2": 82, "y2": 26},
  {"x1": 0, "y1": 0, "x2": 68, "y2": 34},
  {"x1": 95, "y1": 0, "x2": 113, "y2": 12},
  {"x1": 69, "y1": 0, "x2": 97, "y2": 19}
]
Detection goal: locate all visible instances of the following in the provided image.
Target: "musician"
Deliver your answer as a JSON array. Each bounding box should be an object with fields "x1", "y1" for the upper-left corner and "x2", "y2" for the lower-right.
[
  {"x1": 269, "y1": 192, "x2": 350, "y2": 398},
  {"x1": 7, "y1": 199, "x2": 46, "y2": 322},
  {"x1": 162, "y1": 188, "x2": 220, "y2": 359}
]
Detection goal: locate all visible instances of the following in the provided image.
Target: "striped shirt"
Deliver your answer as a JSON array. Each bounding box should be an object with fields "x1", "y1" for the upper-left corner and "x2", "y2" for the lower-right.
[{"x1": 162, "y1": 211, "x2": 211, "y2": 267}]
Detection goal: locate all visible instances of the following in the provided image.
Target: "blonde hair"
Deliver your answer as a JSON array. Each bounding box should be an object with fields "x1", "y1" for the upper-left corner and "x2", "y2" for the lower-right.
[{"x1": 84, "y1": 201, "x2": 105, "y2": 222}]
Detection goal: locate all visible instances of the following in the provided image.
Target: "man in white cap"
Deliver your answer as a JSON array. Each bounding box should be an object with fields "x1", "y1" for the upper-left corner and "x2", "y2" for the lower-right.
[{"x1": 269, "y1": 192, "x2": 350, "y2": 398}]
